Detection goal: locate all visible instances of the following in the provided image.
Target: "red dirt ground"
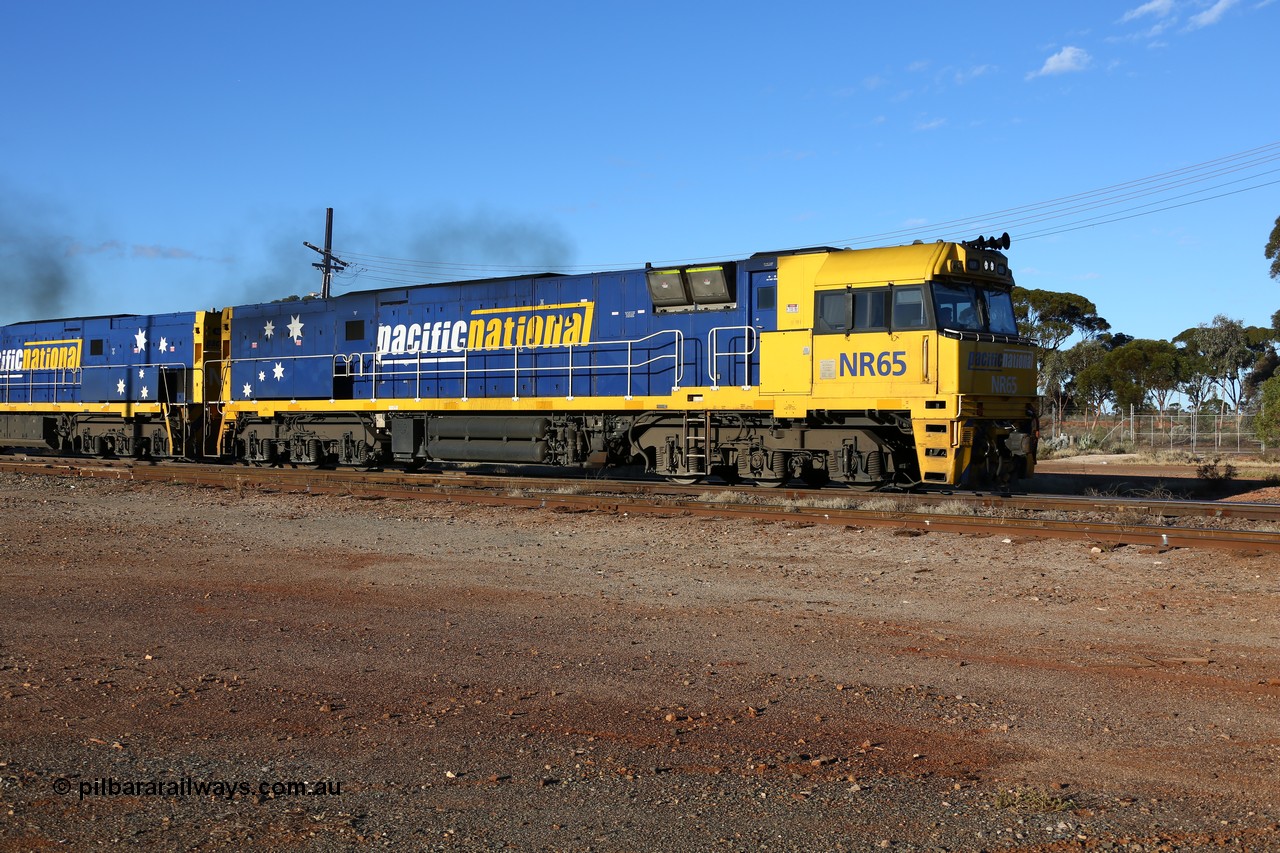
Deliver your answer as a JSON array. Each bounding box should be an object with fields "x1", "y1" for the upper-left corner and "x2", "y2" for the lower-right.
[{"x1": 2, "y1": 469, "x2": 1278, "y2": 850}]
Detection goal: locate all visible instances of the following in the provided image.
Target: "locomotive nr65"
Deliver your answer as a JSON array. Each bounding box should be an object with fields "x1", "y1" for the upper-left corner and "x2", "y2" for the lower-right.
[{"x1": 0, "y1": 234, "x2": 1039, "y2": 489}]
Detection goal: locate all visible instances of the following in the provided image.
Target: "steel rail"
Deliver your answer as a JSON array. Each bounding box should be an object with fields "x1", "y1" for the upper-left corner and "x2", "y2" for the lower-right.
[
  {"x1": 7, "y1": 457, "x2": 1278, "y2": 520},
  {"x1": 2, "y1": 457, "x2": 1278, "y2": 520},
  {"x1": 909, "y1": 491, "x2": 1280, "y2": 522},
  {"x1": 2, "y1": 458, "x2": 1278, "y2": 552}
]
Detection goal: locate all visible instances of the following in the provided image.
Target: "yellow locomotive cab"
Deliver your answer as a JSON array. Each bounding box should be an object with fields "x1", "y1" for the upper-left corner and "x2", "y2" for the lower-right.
[{"x1": 771, "y1": 235, "x2": 1038, "y2": 487}]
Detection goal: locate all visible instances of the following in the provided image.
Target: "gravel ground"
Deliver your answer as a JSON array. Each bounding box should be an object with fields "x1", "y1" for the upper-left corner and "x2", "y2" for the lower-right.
[{"x1": 1, "y1": 470, "x2": 1278, "y2": 851}]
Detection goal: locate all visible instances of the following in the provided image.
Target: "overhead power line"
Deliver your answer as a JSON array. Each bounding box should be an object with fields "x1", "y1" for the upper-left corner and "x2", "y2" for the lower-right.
[
  {"x1": 327, "y1": 141, "x2": 1280, "y2": 290},
  {"x1": 823, "y1": 140, "x2": 1280, "y2": 248}
]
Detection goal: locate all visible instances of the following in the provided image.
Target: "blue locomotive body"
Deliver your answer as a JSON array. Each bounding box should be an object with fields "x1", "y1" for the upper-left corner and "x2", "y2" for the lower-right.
[
  {"x1": 227, "y1": 259, "x2": 773, "y2": 405},
  {"x1": 1, "y1": 312, "x2": 204, "y2": 405}
]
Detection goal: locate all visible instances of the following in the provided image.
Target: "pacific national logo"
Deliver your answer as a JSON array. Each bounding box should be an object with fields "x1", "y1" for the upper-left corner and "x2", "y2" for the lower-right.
[
  {"x1": 0, "y1": 339, "x2": 83, "y2": 372},
  {"x1": 967, "y1": 350, "x2": 1033, "y2": 371},
  {"x1": 377, "y1": 302, "x2": 596, "y2": 356}
]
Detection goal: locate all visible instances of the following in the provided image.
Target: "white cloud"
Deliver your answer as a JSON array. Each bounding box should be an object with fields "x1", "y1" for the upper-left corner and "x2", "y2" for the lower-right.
[
  {"x1": 1187, "y1": 0, "x2": 1239, "y2": 28},
  {"x1": 954, "y1": 64, "x2": 994, "y2": 85},
  {"x1": 914, "y1": 118, "x2": 947, "y2": 131},
  {"x1": 1026, "y1": 46, "x2": 1093, "y2": 79},
  {"x1": 1121, "y1": 0, "x2": 1175, "y2": 22}
]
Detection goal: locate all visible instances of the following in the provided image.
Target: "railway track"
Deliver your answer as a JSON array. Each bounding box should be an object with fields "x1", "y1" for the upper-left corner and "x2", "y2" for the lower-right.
[{"x1": 2, "y1": 456, "x2": 1278, "y2": 552}]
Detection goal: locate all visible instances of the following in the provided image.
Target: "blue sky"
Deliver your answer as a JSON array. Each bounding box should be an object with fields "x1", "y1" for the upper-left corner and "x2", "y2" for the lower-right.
[{"x1": 2, "y1": 0, "x2": 1277, "y2": 342}]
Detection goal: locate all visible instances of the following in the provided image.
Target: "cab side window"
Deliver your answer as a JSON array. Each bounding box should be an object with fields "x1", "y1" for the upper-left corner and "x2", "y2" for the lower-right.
[
  {"x1": 852, "y1": 289, "x2": 889, "y2": 331},
  {"x1": 816, "y1": 287, "x2": 914, "y2": 333},
  {"x1": 814, "y1": 291, "x2": 850, "y2": 334},
  {"x1": 891, "y1": 286, "x2": 928, "y2": 330}
]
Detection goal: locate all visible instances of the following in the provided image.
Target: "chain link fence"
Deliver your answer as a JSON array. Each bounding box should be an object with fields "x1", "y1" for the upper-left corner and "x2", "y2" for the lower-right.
[{"x1": 1043, "y1": 408, "x2": 1264, "y2": 455}]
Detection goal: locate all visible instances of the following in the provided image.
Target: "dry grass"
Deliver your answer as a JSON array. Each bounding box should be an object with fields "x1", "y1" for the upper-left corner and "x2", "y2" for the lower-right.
[
  {"x1": 694, "y1": 491, "x2": 859, "y2": 510},
  {"x1": 920, "y1": 499, "x2": 979, "y2": 516},
  {"x1": 507, "y1": 484, "x2": 588, "y2": 498},
  {"x1": 993, "y1": 786, "x2": 1078, "y2": 814},
  {"x1": 696, "y1": 489, "x2": 758, "y2": 504},
  {"x1": 855, "y1": 496, "x2": 914, "y2": 514},
  {"x1": 778, "y1": 495, "x2": 859, "y2": 510}
]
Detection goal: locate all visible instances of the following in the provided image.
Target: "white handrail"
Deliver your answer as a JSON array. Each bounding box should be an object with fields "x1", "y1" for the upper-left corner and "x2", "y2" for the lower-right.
[
  {"x1": 706, "y1": 325, "x2": 757, "y2": 390},
  {"x1": 1, "y1": 361, "x2": 196, "y2": 405},
  {"x1": 354, "y1": 329, "x2": 685, "y2": 402}
]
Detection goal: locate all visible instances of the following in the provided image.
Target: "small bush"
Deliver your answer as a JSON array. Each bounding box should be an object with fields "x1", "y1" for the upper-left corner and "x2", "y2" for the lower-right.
[{"x1": 1195, "y1": 457, "x2": 1236, "y2": 482}]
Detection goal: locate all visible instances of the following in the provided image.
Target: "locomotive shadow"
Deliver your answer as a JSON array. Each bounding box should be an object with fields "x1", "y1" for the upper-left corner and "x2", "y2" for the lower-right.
[{"x1": 1027, "y1": 470, "x2": 1271, "y2": 500}]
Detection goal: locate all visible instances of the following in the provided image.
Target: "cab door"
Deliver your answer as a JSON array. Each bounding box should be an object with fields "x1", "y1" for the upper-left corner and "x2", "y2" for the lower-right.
[
  {"x1": 886, "y1": 285, "x2": 937, "y2": 397},
  {"x1": 745, "y1": 269, "x2": 777, "y2": 389}
]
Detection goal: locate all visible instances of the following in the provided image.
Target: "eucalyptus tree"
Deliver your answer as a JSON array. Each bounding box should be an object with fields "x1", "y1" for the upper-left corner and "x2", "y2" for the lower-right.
[
  {"x1": 1103, "y1": 338, "x2": 1186, "y2": 415},
  {"x1": 1012, "y1": 287, "x2": 1110, "y2": 356},
  {"x1": 1181, "y1": 316, "x2": 1260, "y2": 413},
  {"x1": 1062, "y1": 338, "x2": 1112, "y2": 426},
  {"x1": 1266, "y1": 214, "x2": 1280, "y2": 281}
]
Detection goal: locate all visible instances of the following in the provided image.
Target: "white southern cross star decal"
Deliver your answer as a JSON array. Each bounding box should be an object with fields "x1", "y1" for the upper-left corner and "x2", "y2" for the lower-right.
[
  {"x1": 264, "y1": 320, "x2": 275, "y2": 339},
  {"x1": 157, "y1": 336, "x2": 168, "y2": 353},
  {"x1": 140, "y1": 386, "x2": 149, "y2": 400},
  {"x1": 242, "y1": 383, "x2": 253, "y2": 398},
  {"x1": 116, "y1": 379, "x2": 125, "y2": 395},
  {"x1": 272, "y1": 362, "x2": 284, "y2": 380},
  {"x1": 258, "y1": 371, "x2": 266, "y2": 382},
  {"x1": 138, "y1": 369, "x2": 145, "y2": 379},
  {"x1": 287, "y1": 315, "x2": 304, "y2": 340},
  {"x1": 134, "y1": 329, "x2": 147, "y2": 350}
]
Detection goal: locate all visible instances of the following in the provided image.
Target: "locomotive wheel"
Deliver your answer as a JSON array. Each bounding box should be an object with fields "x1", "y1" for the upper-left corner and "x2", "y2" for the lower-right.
[{"x1": 668, "y1": 476, "x2": 703, "y2": 485}]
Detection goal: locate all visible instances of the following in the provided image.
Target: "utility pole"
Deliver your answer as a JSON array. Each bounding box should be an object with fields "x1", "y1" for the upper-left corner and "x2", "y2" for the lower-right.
[{"x1": 303, "y1": 208, "x2": 348, "y2": 299}]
